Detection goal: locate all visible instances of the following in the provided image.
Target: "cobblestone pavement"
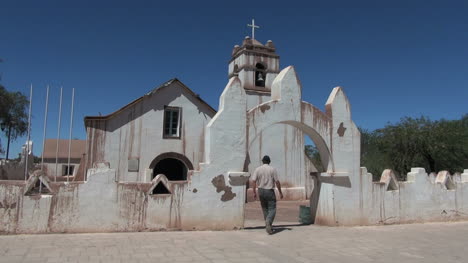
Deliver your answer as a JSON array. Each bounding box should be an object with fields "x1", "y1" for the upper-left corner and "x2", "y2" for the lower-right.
[{"x1": 1, "y1": 202, "x2": 467, "y2": 263}]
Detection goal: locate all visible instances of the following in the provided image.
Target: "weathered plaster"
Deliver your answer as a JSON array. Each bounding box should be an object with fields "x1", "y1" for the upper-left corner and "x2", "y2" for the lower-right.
[{"x1": 84, "y1": 81, "x2": 214, "y2": 182}]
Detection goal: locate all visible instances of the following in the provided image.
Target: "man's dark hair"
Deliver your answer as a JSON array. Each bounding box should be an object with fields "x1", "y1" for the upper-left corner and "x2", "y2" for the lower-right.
[{"x1": 262, "y1": 155, "x2": 271, "y2": 164}]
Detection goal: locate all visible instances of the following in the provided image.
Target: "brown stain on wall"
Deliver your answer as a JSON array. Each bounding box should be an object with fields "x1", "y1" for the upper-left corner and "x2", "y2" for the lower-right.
[
  {"x1": 300, "y1": 102, "x2": 331, "y2": 136},
  {"x1": 259, "y1": 104, "x2": 270, "y2": 113},
  {"x1": 117, "y1": 181, "x2": 188, "y2": 230},
  {"x1": 337, "y1": 122, "x2": 347, "y2": 137},
  {"x1": 74, "y1": 156, "x2": 86, "y2": 181},
  {"x1": 136, "y1": 105, "x2": 143, "y2": 180},
  {"x1": 118, "y1": 183, "x2": 148, "y2": 231},
  {"x1": 301, "y1": 102, "x2": 334, "y2": 169},
  {"x1": 211, "y1": 175, "x2": 236, "y2": 201},
  {"x1": 182, "y1": 123, "x2": 186, "y2": 155},
  {"x1": 0, "y1": 183, "x2": 24, "y2": 233},
  {"x1": 169, "y1": 183, "x2": 185, "y2": 229},
  {"x1": 117, "y1": 129, "x2": 122, "y2": 181},
  {"x1": 198, "y1": 124, "x2": 205, "y2": 169},
  {"x1": 0, "y1": 201, "x2": 16, "y2": 209},
  {"x1": 86, "y1": 120, "x2": 107, "y2": 172},
  {"x1": 47, "y1": 183, "x2": 81, "y2": 232},
  {"x1": 138, "y1": 103, "x2": 143, "y2": 156},
  {"x1": 119, "y1": 182, "x2": 153, "y2": 193},
  {"x1": 128, "y1": 111, "x2": 135, "y2": 159}
]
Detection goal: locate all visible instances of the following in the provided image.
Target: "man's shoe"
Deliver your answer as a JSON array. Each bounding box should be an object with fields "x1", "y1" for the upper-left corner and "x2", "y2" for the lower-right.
[{"x1": 266, "y1": 224, "x2": 273, "y2": 235}]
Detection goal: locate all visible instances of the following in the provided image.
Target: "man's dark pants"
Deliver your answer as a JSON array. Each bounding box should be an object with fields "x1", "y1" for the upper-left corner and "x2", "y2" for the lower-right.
[{"x1": 259, "y1": 188, "x2": 276, "y2": 226}]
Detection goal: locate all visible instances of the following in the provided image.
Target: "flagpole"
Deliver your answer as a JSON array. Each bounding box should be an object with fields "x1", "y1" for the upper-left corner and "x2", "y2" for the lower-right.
[
  {"x1": 66, "y1": 88, "x2": 75, "y2": 183},
  {"x1": 55, "y1": 87, "x2": 63, "y2": 182},
  {"x1": 24, "y1": 84, "x2": 33, "y2": 180},
  {"x1": 41, "y1": 86, "x2": 49, "y2": 171}
]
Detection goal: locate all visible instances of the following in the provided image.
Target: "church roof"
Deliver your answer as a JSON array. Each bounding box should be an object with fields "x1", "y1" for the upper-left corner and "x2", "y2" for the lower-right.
[{"x1": 84, "y1": 78, "x2": 216, "y2": 121}]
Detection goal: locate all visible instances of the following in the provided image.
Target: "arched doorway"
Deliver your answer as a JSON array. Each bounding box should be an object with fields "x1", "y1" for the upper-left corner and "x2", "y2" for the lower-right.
[
  {"x1": 245, "y1": 121, "x2": 330, "y2": 224},
  {"x1": 246, "y1": 99, "x2": 336, "y2": 225},
  {"x1": 149, "y1": 152, "x2": 193, "y2": 181}
]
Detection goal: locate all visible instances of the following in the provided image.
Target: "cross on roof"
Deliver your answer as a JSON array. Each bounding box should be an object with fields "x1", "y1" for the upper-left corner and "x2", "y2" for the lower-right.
[{"x1": 247, "y1": 19, "x2": 260, "y2": 40}]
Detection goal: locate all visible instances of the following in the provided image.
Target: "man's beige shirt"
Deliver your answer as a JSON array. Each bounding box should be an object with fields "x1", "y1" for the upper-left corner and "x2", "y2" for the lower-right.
[{"x1": 251, "y1": 164, "x2": 279, "y2": 189}]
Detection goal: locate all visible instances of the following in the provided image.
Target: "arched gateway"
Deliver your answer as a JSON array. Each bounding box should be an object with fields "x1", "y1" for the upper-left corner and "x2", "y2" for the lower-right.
[{"x1": 198, "y1": 65, "x2": 362, "y2": 227}]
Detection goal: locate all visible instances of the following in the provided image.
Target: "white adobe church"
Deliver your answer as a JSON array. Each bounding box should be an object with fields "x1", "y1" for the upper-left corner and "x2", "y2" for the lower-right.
[
  {"x1": 1, "y1": 31, "x2": 467, "y2": 233},
  {"x1": 83, "y1": 36, "x2": 317, "y2": 200}
]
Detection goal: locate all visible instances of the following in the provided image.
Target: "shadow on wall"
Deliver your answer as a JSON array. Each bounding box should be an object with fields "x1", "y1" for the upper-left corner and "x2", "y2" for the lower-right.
[{"x1": 309, "y1": 172, "x2": 352, "y2": 224}]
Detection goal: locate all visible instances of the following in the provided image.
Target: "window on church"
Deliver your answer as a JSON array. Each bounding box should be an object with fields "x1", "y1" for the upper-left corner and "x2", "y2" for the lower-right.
[
  {"x1": 62, "y1": 165, "x2": 74, "y2": 176},
  {"x1": 163, "y1": 107, "x2": 181, "y2": 138},
  {"x1": 255, "y1": 63, "x2": 266, "y2": 87}
]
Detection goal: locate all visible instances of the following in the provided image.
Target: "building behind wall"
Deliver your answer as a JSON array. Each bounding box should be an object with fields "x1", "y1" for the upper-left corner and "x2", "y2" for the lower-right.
[{"x1": 42, "y1": 139, "x2": 86, "y2": 179}]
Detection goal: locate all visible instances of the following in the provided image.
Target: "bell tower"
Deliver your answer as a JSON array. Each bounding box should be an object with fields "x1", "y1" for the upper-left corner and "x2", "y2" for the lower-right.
[
  {"x1": 228, "y1": 36, "x2": 280, "y2": 92},
  {"x1": 227, "y1": 26, "x2": 315, "y2": 204}
]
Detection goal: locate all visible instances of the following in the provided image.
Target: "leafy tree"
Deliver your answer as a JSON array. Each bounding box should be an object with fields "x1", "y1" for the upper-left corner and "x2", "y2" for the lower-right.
[
  {"x1": 419, "y1": 115, "x2": 468, "y2": 173},
  {"x1": 0, "y1": 85, "x2": 29, "y2": 158},
  {"x1": 360, "y1": 128, "x2": 391, "y2": 181},
  {"x1": 361, "y1": 115, "x2": 468, "y2": 180},
  {"x1": 305, "y1": 144, "x2": 325, "y2": 172}
]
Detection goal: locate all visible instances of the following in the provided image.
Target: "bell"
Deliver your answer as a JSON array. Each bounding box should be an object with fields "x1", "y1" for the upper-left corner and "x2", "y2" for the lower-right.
[{"x1": 257, "y1": 72, "x2": 264, "y2": 82}]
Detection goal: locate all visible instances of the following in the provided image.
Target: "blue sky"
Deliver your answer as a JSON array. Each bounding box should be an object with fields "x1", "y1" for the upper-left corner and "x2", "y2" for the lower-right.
[{"x1": 1, "y1": 0, "x2": 467, "y2": 158}]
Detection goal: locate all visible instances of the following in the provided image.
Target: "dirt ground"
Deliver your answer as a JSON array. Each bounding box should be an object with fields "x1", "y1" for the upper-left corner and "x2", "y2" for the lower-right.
[{"x1": 244, "y1": 200, "x2": 310, "y2": 227}]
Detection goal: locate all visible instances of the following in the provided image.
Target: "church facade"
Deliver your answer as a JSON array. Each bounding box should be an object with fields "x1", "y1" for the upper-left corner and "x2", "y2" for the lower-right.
[
  {"x1": 84, "y1": 79, "x2": 216, "y2": 184},
  {"x1": 83, "y1": 37, "x2": 317, "y2": 200}
]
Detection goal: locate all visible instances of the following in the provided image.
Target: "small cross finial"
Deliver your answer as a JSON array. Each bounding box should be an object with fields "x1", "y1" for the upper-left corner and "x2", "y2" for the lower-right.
[{"x1": 247, "y1": 19, "x2": 260, "y2": 40}]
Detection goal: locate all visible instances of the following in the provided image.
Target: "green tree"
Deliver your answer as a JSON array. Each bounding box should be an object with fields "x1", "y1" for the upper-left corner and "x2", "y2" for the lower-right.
[
  {"x1": 361, "y1": 115, "x2": 468, "y2": 180},
  {"x1": 305, "y1": 144, "x2": 325, "y2": 172},
  {"x1": 420, "y1": 115, "x2": 468, "y2": 173},
  {"x1": 0, "y1": 85, "x2": 29, "y2": 159},
  {"x1": 360, "y1": 128, "x2": 391, "y2": 181}
]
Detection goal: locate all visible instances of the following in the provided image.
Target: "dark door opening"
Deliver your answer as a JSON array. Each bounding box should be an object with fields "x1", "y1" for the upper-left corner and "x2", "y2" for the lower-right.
[
  {"x1": 153, "y1": 158, "x2": 187, "y2": 181},
  {"x1": 152, "y1": 182, "x2": 171, "y2": 195}
]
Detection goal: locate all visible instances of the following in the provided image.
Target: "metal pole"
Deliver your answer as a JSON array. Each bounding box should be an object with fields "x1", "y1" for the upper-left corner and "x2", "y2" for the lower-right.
[
  {"x1": 24, "y1": 84, "x2": 33, "y2": 180},
  {"x1": 66, "y1": 88, "x2": 75, "y2": 183},
  {"x1": 55, "y1": 87, "x2": 63, "y2": 182},
  {"x1": 41, "y1": 86, "x2": 49, "y2": 171},
  {"x1": 40, "y1": 86, "x2": 49, "y2": 193}
]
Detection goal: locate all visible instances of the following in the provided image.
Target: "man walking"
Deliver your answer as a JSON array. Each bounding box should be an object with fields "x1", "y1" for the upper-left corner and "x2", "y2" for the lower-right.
[{"x1": 251, "y1": 155, "x2": 283, "y2": 234}]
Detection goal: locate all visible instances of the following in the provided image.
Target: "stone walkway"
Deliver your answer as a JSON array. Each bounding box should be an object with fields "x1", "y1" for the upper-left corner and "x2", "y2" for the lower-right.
[
  {"x1": 1, "y1": 201, "x2": 467, "y2": 263},
  {"x1": 1, "y1": 221, "x2": 467, "y2": 263}
]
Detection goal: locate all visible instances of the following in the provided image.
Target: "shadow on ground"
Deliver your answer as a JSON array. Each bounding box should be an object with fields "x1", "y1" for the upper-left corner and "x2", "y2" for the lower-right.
[
  {"x1": 244, "y1": 200, "x2": 312, "y2": 234},
  {"x1": 244, "y1": 224, "x2": 309, "y2": 235}
]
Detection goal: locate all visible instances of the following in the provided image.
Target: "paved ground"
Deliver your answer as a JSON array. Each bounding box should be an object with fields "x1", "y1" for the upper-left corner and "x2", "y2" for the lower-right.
[
  {"x1": 1, "y1": 201, "x2": 467, "y2": 263},
  {"x1": 245, "y1": 200, "x2": 310, "y2": 224}
]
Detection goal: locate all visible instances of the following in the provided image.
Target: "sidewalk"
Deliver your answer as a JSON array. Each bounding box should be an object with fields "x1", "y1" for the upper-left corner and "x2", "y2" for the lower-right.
[{"x1": 1, "y1": 202, "x2": 467, "y2": 263}]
